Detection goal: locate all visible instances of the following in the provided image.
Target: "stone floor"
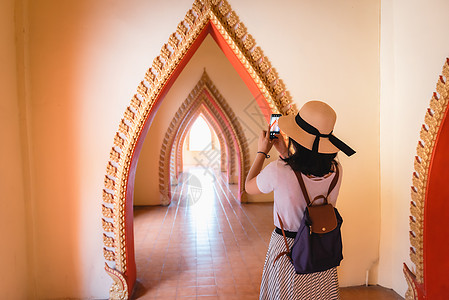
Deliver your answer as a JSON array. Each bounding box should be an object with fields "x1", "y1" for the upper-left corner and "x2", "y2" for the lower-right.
[
  {"x1": 340, "y1": 285, "x2": 404, "y2": 300},
  {"x1": 132, "y1": 167, "x2": 404, "y2": 299}
]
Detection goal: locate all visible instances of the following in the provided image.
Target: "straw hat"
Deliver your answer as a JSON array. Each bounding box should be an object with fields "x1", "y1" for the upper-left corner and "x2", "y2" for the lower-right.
[{"x1": 278, "y1": 101, "x2": 355, "y2": 156}]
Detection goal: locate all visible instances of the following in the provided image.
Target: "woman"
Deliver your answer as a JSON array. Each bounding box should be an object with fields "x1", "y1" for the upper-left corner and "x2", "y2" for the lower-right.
[{"x1": 245, "y1": 101, "x2": 355, "y2": 300}]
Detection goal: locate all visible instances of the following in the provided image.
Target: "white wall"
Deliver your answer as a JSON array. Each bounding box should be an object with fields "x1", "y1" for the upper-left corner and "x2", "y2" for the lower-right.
[
  {"x1": 0, "y1": 0, "x2": 29, "y2": 299},
  {"x1": 379, "y1": 0, "x2": 449, "y2": 296},
  {"x1": 16, "y1": 0, "x2": 380, "y2": 297}
]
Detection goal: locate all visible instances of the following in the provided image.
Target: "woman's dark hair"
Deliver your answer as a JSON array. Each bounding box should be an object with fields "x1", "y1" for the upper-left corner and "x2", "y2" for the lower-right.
[{"x1": 282, "y1": 138, "x2": 337, "y2": 177}]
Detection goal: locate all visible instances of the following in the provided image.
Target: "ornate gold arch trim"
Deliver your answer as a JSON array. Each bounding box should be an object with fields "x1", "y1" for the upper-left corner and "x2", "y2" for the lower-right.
[
  {"x1": 404, "y1": 58, "x2": 449, "y2": 300},
  {"x1": 102, "y1": 0, "x2": 295, "y2": 298},
  {"x1": 159, "y1": 71, "x2": 249, "y2": 205}
]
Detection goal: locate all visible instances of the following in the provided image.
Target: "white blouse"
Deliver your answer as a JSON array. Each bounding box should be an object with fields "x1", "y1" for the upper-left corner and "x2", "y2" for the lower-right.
[{"x1": 256, "y1": 159, "x2": 342, "y2": 232}]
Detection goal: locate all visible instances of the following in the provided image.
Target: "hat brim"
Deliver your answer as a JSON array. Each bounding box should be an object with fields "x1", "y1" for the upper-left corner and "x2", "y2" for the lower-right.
[{"x1": 278, "y1": 114, "x2": 339, "y2": 154}]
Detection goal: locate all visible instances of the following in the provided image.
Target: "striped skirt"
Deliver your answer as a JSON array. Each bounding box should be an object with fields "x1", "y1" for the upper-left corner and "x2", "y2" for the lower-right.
[{"x1": 259, "y1": 230, "x2": 340, "y2": 300}]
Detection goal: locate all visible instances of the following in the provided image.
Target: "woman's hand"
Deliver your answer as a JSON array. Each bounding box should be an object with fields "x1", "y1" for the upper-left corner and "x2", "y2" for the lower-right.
[
  {"x1": 258, "y1": 127, "x2": 274, "y2": 155},
  {"x1": 273, "y1": 132, "x2": 288, "y2": 158},
  {"x1": 245, "y1": 127, "x2": 288, "y2": 195}
]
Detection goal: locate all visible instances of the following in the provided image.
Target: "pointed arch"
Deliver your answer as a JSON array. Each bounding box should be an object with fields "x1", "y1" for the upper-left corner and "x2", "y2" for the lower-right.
[
  {"x1": 175, "y1": 107, "x2": 228, "y2": 184},
  {"x1": 176, "y1": 106, "x2": 227, "y2": 178},
  {"x1": 159, "y1": 71, "x2": 249, "y2": 205},
  {"x1": 172, "y1": 110, "x2": 228, "y2": 186},
  {"x1": 102, "y1": 0, "x2": 296, "y2": 297},
  {"x1": 164, "y1": 104, "x2": 230, "y2": 199},
  {"x1": 404, "y1": 58, "x2": 449, "y2": 299},
  {"x1": 176, "y1": 111, "x2": 228, "y2": 177}
]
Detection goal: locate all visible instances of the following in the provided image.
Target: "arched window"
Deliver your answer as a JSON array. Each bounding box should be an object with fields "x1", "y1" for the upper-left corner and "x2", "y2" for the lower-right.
[{"x1": 189, "y1": 115, "x2": 212, "y2": 151}]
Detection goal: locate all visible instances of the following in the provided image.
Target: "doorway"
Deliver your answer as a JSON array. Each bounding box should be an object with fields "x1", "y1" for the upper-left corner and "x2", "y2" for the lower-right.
[{"x1": 102, "y1": 1, "x2": 291, "y2": 297}]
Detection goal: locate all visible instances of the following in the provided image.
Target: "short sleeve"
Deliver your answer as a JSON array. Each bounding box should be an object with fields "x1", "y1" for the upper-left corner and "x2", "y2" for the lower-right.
[{"x1": 256, "y1": 161, "x2": 278, "y2": 194}]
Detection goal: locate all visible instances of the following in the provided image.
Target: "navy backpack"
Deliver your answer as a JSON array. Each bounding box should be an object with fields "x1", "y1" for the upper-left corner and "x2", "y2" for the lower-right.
[{"x1": 274, "y1": 166, "x2": 343, "y2": 274}]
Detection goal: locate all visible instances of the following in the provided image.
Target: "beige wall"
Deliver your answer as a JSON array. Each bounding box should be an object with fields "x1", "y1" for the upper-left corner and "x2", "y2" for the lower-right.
[
  {"x1": 7, "y1": 0, "x2": 382, "y2": 298},
  {"x1": 378, "y1": 0, "x2": 449, "y2": 296},
  {"x1": 0, "y1": 0, "x2": 29, "y2": 299}
]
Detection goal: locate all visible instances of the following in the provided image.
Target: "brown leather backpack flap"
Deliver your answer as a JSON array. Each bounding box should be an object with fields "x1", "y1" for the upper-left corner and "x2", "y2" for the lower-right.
[{"x1": 307, "y1": 204, "x2": 337, "y2": 234}]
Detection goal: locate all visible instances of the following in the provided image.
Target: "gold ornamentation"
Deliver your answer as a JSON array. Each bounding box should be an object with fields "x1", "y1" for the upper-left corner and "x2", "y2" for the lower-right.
[
  {"x1": 103, "y1": 248, "x2": 115, "y2": 261},
  {"x1": 102, "y1": 205, "x2": 114, "y2": 219},
  {"x1": 168, "y1": 33, "x2": 180, "y2": 50},
  {"x1": 124, "y1": 107, "x2": 135, "y2": 124},
  {"x1": 192, "y1": 0, "x2": 203, "y2": 15},
  {"x1": 102, "y1": 219, "x2": 114, "y2": 232},
  {"x1": 234, "y1": 23, "x2": 247, "y2": 39},
  {"x1": 137, "y1": 81, "x2": 148, "y2": 96},
  {"x1": 110, "y1": 148, "x2": 121, "y2": 163},
  {"x1": 404, "y1": 264, "x2": 421, "y2": 300},
  {"x1": 105, "y1": 264, "x2": 128, "y2": 300},
  {"x1": 107, "y1": 162, "x2": 118, "y2": 177},
  {"x1": 104, "y1": 234, "x2": 115, "y2": 248},
  {"x1": 250, "y1": 48, "x2": 263, "y2": 67},
  {"x1": 152, "y1": 56, "x2": 163, "y2": 74},
  {"x1": 144, "y1": 70, "x2": 156, "y2": 84},
  {"x1": 406, "y1": 58, "x2": 449, "y2": 299},
  {"x1": 113, "y1": 133, "x2": 125, "y2": 148},
  {"x1": 130, "y1": 95, "x2": 142, "y2": 110},
  {"x1": 104, "y1": 177, "x2": 115, "y2": 190},
  {"x1": 103, "y1": 190, "x2": 114, "y2": 204},
  {"x1": 103, "y1": 0, "x2": 296, "y2": 297},
  {"x1": 118, "y1": 120, "x2": 129, "y2": 136},
  {"x1": 266, "y1": 69, "x2": 276, "y2": 84},
  {"x1": 273, "y1": 80, "x2": 285, "y2": 95},
  {"x1": 243, "y1": 34, "x2": 255, "y2": 51},
  {"x1": 160, "y1": 44, "x2": 171, "y2": 62},
  {"x1": 226, "y1": 11, "x2": 238, "y2": 29},
  {"x1": 184, "y1": 10, "x2": 196, "y2": 27},
  {"x1": 258, "y1": 59, "x2": 270, "y2": 74},
  {"x1": 177, "y1": 22, "x2": 188, "y2": 38},
  {"x1": 218, "y1": 0, "x2": 231, "y2": 16},
  {"x1": 136, "y1": 81, "x2": 148, "y2": 98}
]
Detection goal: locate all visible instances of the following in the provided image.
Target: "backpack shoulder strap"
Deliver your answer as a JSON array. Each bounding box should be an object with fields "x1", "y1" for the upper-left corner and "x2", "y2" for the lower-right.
[
  {"x1": 294, "y1": 163, "x2": 340, "y2": 206},
  {"x1": 327, "y1": 164, "x2": 340, "y2": 197},
  {"x1": 293, "y1": 171, "x2": 311, "y2": 206},
  {"x1": 273, "y1": 213, "x2": 292, "y2": 265}
]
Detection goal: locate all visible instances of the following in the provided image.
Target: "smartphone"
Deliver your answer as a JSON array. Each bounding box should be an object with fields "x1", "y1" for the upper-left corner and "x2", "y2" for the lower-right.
[{"x1": 269, "y1": 114, "x2": 281, "y2": 139}]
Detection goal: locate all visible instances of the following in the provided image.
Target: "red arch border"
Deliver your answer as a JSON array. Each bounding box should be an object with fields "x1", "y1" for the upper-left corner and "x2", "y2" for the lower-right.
[
  {"x1": 404, "y1": 59, "x2": 449, "y2": 300},
  {"x1": 424, "y1": 101, "x2": 449, "y2": 299},
  {"x1": 123, "y1": 20, "x2": 275, "y2": 293}
]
